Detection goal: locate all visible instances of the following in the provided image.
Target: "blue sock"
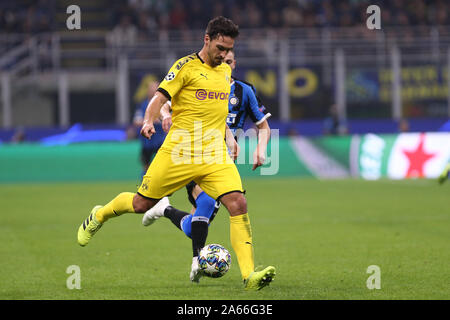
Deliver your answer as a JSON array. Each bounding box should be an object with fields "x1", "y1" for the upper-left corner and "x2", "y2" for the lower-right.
[{"x1": 181, "y1": 192, "x2": 217, "y2": 239}]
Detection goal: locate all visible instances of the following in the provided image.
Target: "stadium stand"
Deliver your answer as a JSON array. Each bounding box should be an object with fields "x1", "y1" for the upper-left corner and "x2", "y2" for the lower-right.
[{"x1": 0, "y1": 0, "x2": 449, "y2": 142}]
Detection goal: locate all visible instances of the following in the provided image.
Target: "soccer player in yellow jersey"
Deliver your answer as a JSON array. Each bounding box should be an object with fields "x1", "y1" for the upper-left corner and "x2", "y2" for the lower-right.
[{"x1": 77, "y1": 16, "x2": 275, "y2": 290}]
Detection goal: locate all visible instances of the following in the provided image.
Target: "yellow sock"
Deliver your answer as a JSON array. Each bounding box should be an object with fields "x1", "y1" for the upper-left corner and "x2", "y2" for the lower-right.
[
  {"x1": 95, "y1": 192, "x2": 136, "y2": 223},
  {"x1": 230, "y1": 213, "x2": 255, "y2": 280}
]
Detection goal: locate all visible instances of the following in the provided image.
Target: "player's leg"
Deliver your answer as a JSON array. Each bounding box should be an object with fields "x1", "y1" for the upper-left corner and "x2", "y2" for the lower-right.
[
  {"x1": 143, "y1": 182, "x2": 219, "y2": 240},
  {"x1": 144, "y1": 181, "x2": 200, "y2": 229},
  {"x1": 220, "y1": 191, "x2": 276, "y2": 290},
  {"x1": 438, "y1": 163, "x2": 450, "y2": 184},
  {"x1": 198, "y1": 163, "x2": 275, "y2": 289},
  {"x1": 219, "y1": 191, "x2": 254, "y2": 280},
  {"x1": 163, "y1": 183, "x2": 204, "y2": 238},
  {"x1": 142, "y1": 181, "x2": 220, "y2": 265},
  {"x1": 197, "y1": 164, "x2": 254, "y2": 280},
  {"x1": 143, "y1": 181, "x2": 220, "y2": 283},
  {"x1": 180, "y1": 183, "x2": 219, "y2": 255},
  {"x1": 77, "y1": 150, "x2": 188, "y2": 246},
  {"x1": 142, "y1": 196, "x2": 182, "y2": 227},
  {"x1": 183, "y1": 189, "x2": 219, "y2": 283},
  {"x1": 77, "y1": 192, "x2": 157, "y2": 246},
  {"x1": 188, "y1": 191, "x2": 219, "y2": 254}
]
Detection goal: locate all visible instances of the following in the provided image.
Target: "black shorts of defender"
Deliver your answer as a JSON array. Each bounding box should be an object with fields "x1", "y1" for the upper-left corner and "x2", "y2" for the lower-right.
[
  {"x1": 141, "y1": 147, "x2": 158, "y2": 166},
  {"x1": 186, "y1": 181, "x2": 198, "y2": 208}
]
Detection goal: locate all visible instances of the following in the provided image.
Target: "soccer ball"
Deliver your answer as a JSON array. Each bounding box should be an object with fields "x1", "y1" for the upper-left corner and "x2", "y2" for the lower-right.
[{"x1": 198, "y1": 244, "x2": 231, "y2": 278}]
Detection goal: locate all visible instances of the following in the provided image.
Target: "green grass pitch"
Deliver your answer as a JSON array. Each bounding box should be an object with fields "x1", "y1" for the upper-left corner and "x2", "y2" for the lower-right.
[{"x1": 0, "y1": 178, "x2": 448, "y2": 300}]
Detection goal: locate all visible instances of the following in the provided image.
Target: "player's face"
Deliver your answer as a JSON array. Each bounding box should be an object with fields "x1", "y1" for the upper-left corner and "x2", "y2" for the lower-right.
[
  {"x1": 206, "y1": 35, "x2": 234, "y2": 67},
  {"x1": 224, "y1": 51, "x2": 236, "y2": 70}
]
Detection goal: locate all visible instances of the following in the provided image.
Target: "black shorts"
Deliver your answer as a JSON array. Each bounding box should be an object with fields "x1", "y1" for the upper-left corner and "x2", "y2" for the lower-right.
[
  {"x1": 186, "y1": 181, "x2": 198, "y2": 208},
  {"x1": 141, "y1": 148, "x2": 158, "y2": 166}
]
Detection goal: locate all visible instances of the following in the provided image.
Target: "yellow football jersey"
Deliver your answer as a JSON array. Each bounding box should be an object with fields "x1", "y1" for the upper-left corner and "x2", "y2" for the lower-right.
[{"x1": 157, "y1": 53, "x2": 232, "y2": 164}]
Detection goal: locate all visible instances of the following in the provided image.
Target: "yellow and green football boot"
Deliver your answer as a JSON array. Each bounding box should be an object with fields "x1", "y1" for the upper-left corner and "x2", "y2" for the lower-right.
[
  {"x1": 244, "y1": 266, "x2": 276, "y2": 290},
  {"x1": 438, "y1": 164, "x2": 450, "y2": 185},
  {"x1": 77, "y1": 205, "x2": 103, "y2": 246}
]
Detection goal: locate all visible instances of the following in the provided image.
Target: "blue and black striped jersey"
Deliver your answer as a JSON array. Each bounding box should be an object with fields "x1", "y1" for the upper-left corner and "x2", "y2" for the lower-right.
[
  {"x1": 226, "y1": 78, "x2": 271, "y2": 137},
  {"x1": 134, "y1": 98, "x2": 166, "y2": 149}
]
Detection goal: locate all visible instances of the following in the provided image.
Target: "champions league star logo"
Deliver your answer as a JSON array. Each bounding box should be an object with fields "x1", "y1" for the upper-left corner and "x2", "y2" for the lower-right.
[{"x1": 401, "y1": 133, "x2": 437, "y2": 178}]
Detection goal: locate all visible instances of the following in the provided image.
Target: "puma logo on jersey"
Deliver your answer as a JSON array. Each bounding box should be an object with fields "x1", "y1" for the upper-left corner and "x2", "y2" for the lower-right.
[{"x1": 200, "y1": 73, "x2": 208, "y2": 80}]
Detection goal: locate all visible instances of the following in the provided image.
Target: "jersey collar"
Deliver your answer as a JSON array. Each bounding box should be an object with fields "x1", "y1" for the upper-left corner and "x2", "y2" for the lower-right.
[{"x1": 196, "y1": 52, "x2": 204, "y2": 64}]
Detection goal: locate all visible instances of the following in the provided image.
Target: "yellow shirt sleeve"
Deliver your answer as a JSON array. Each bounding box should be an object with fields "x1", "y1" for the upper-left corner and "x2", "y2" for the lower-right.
[{"x1": 158, "y1": 55, "x2": 194, "y2": 99}]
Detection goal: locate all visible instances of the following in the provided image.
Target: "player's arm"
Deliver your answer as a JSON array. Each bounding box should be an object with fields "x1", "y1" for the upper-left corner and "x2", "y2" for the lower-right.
[
  {"x1": 141, "y1": 56, "x2": 186, "y2": 139},
  {"x1": 225, "y1": 124, "x2": 240, "y2": 161},
  {"x1": 140, "y1": 91, "x2": 168, "y2": 139},
  {"x1": 253, "y1": 119, "x2": 271, "y2": 170},
  {"x1": 245, "y1": 87, "x2": 272, "y2": 170},
  {"x1": 160, "y1": 101, "x2": 172, "y2": 133},
  {"x1": 148, "y1": 56, "x2": 187, "y2": 136}
]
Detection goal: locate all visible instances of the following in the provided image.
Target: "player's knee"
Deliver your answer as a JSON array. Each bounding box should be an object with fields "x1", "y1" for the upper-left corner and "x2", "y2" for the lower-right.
[
  {"x1": 234, "y1": 195, "x2": 247, "y2": 215},
  {"x1": 195, "y1": 192, "x2": 216, "y2": 214},
  {"x1": 222, "y1": 192, "x2": 247, "y2": 215},
  {"x1": 132, "y1": 193, "x2": 155, "y2": 213}
]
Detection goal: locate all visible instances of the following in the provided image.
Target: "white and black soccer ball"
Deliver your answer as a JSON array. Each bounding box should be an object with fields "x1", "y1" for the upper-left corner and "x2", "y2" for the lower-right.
[{"x1": 198, "y1": 244, "x2": 231, "y2": 278}]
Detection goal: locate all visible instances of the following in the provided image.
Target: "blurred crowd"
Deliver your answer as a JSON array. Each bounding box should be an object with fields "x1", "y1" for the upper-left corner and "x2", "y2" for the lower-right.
[
  {"x1": 1, "y1": 0, "x2": 449, "y2": 36},
  {"x1": 0, "y1": 0, "x2": 53, "y2": 34},
  {"x1": 116, "y1": 0, "x2": 450, "y2": 32}
]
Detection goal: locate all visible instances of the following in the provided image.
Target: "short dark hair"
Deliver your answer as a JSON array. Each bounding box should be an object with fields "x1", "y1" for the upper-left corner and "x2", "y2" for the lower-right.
[{"x1": 206, "y1": 16, "x2": 239, "y2": 40}]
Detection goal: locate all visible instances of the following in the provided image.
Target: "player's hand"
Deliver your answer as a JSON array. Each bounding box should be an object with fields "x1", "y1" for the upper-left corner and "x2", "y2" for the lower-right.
[
  {"x1": 252, "y1": 148, "x2": 266, "y2": 170},
  {"x1": 140, "y1": 121, "x2": 155, "y2": 139},
  {"x1": 162, "y1": 115, "x2": 172, "y2": 133},
  {"x1": 227, "y1": 139, "x2": 240, "y2": 161}
]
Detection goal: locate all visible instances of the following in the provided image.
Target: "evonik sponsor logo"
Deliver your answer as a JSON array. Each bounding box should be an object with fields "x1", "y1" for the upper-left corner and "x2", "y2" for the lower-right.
[{"x1": 195, "y1": 89, "x2": 229, "y2": 101}]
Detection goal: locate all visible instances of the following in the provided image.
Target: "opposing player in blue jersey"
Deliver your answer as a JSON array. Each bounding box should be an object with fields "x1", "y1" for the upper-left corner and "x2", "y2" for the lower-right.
[{"x1": 142, "y1": 49, "x2": 272, "y2": 286}]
